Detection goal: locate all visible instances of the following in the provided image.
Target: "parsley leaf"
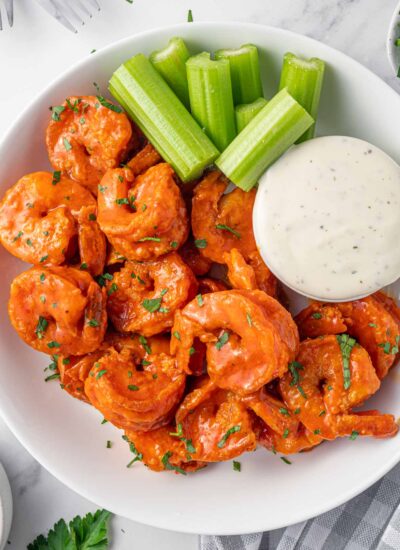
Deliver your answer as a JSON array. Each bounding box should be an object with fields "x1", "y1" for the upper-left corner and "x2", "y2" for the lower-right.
[
  {"x1": 215, "y1": 331, "x2": 229, "y2": 350},
  {"x1": 96, "y1": 95, "x2": 123, "y2": 113},
  {"x1": 161, "y1": 450, "x2": 187, "y2": 475},
  {"x1": 27, "y1": 509, "x2": 111, "y2": 550},
  {"x1": 187, "y1": 9, "x2": 193, "y2": 21},
  {"x1": 51, "y1": 105, "x2": 65, "y2": 121},
  {"x1": 194, "y1": 238, "x2": 207, "y2": 249},
  {"x1": 217, "y1": 425, "x2": 241, "y2": 448},
  {"x1": 215, "y1": 223, "x2": 241, "y2": 239}
]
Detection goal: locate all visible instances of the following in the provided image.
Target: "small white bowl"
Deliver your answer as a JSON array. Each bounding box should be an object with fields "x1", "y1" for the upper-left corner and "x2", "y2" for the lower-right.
[
  {"x1": 387, "y1": 0, "x2": 400, "y2": 75},
  {"x1": 0, "y1": 463, "x2": 12, "y2": 550}
]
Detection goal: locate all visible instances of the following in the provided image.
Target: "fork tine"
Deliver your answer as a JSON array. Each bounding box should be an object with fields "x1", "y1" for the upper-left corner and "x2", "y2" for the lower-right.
[
  {"x1": 73, "y1": 0, "x2": 93, "y2": 18},
  {"x1": 4, "y1": 0, "x2": 13, "y2": 26},
  {"x1": 47, "y1": 0, "x2": 78, "y2": 33},
  {"x1": 85, "y1": 0, "x2": 101, "y2": 12},
  {"x1": 55, "y1": 0, "x2": 85, "y2": 26}
]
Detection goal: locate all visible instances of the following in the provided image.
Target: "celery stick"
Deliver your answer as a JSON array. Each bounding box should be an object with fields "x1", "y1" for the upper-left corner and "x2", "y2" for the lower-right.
[
  {"x1": 150, "y1": 37, "x2": 191, "y2": 108},
  {"x1": 215, "y1": 88, "x2": 314, "y2": 191},
  {"x1": 235, "y1": 97, "x2": 268, "y2": 132},
  {"x1": 279, "y1": 52, "x2": 325, "y2": 142},
  {"x1": 186, "y1": 52, "x2": 236, "y2": 152},
  {"x1": 214, "y1": 44, "x2": 263, "y2": 105},
  {"x1": 109, "y1": 54, "x2": 219, "y2": 182}
]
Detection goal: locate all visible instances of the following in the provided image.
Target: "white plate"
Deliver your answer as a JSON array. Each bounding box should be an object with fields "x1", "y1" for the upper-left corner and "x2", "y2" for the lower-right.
[{"x1": 0, "y1": 22, "x2": 400, "y2": 536}]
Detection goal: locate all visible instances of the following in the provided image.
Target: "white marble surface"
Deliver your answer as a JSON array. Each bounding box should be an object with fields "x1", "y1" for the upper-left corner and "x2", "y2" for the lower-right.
[{"x1": 0, "y1": 0, "x2": 399, "y2": 547}]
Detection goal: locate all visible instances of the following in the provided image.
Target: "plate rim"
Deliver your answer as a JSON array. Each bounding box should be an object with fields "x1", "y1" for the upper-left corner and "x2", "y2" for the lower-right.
[{"x1": 1, "y1": 21, "x2": 400, "y2": 535}]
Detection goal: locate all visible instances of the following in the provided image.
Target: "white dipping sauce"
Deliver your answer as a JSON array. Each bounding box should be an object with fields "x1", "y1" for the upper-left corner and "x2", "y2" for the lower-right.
[{"x1": 253, "y1": 136, "x2": 400, "y2": 301}]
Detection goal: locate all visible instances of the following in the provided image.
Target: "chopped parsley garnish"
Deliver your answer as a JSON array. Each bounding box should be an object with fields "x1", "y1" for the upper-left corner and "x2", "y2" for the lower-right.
[
  {"x1": 279, "y1": 407, "x2": 290, "y2": 416},
  {"x1": 368, "y1": 323, "x2": 377, "y2": 328},
  {"x1": 189, "y1": 347, "x2": 196, "y2": 356},
  {"x1": 246, "y1": 312, "x2": 253, "y2": 326},
  {"x1": 283, "y1": 429, "x2": 290, "y2": 439},
  {"x1": 217, "y1": 425, "x2": 240, "y2": 448},
  {"x1": 89, "y1": 213, "x2": 96, "y2": 221},
  {"x1": 40, "y1": 295, "x2": 46, "y2": 303},
  {"x1": 106, "y1": 440, "x2": 112, "y2": 449},
  {"x1": 194, "y1": 238, "x2": 207, "y2": 249},
  {"x1": 96, "y1": 369, "x2": 107, "y2": 379},
  {"x1": 378, "y1": 337, "x2": 399, "y2": 355},
  {"x1": 66, "y1": 98, "x2": 79, "y2": 112},
  {"x1": 63, "y1": 137, "x2": 72, "y2": 151},
  {"x1": 314, "y1": 429, "x2": 321, "y2": 435},
  {"x1": 96, "y1": 95, "x2": 123, "y2": 113},
  {"x1": 138, "y1": 236, "x2": 161, "y2": 242},
  {"x1": 170, "y1": 241, "x2": 178, "y2": 248},
  {"x1": 142, "y1": 204, "x2": 147, "y2": 212},
  {"x1": 139, "y1": 335, "x2": 151, "y2": 354},
  {"x1": 107, "y1": 283, "x2": 118, "y2": 296},
  {"x1": 173, "y1": 331, "x2": 181, "y2": 340},
  {"x1": 101, "y1": 418, "x2": 108, "y2": 425},
  {"x1": 115, "y1": 197, "x2": 130, "y2": 205},
  {"x1": 349, "y1": 430, "x2": 359, "y2": 440},
  {"x1": 122, "y1": 435, "x2": 143, "y2": 467},
  {"x1": 96, "y1": 272, "x2": 113, "y2": 287},
  {"x1": 80, "y1": 117, "x2": 86, "y2": 124},
  {"x1": 169, "y1": 423, "x2": 196, "y2": 454},
  {"x1": 233, "y1": 461, "x2": 241, "y2": 472},
  {"x1": 40, "y1": 273, "x2": 46, "y2": 282},
  {"x1": 47, "y1": 341, "x2": 60, "y2": 349},
  {"x1": 52, "y1": 170, "x2": 61, "y2": 185},
  {"x1": 294, "y1": 408, "x2": 301, "y2": 414},
  {"x1": 80, "y1": 262, "x2": 88, "y2": 270},
  {"x1": 215, "y1": 223, "x2": 241, "y2": 239},
  {"x1": 39, "y1": 254, "x2": 49, "y2": 263},
  {"x1": 187, "y1": 9, "x2": 193, "y2": 21},
  {"x1": 98, "y1": 184, "x2": 108, "y2": 193},
  {"x1": 141, "y1": 360, "x2": 151, "y2": 367},
  {"x1": 45, "y1": 373, "x2": 60, "y2": 382},
  {"x1": 336, "y1": 334, "x2": 356, "y2": 390},
  {"x1": 128, "y1": 385, "x2": 139, "y2": 391},
  {"x1": 319, "y1": 410, "x2": 326, "y2": 417},
  {"x1": 196, "y1": 293, "x2": 204, "y2": 307},
  {"x1": 142, "y1": 297, "x2": 162, "y2": 312},
  {"x1": 216, "y1": 331, "x2": 229, "y2": 350},
  {"x1": 280, "y1": 457, "x2": 292, "y2": 465},
  {"x1": 62, "y1": 357, "x2": 70, "y2": 365},
  {"x1": 26, "y1": 238, "x2": 33, "y2": 247},
  {"x1": 288, "y1": 361, "x2": 307, "y2": 398},
  {"x1": 311, "y1": 312, "x2": 322, "y2": 319},
  {"x1": 87, "y1": 319, "x2": 99, "y2": 327},
  {"x1": 35, "y1": 316, "x2": 48, "y2": 340},
  {"x1": 12, "y1": 231, "x2": 23, "y2": 242},
  {"x1": 51, "y1": 105, "x2": 65, "y2": 121},
  {"x1": 161, "y1": 451, "x2": 187, "y2": 475}
]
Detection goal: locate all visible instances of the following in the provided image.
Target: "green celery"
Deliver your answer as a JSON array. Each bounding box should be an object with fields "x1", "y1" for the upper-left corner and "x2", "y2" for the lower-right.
[
  {"x1": 279, "y1": 52, "x2": 325, "y2": 142},
  {"x1": 215, "y1": 88, "x2": 314, "y2": 191},
  {"x1": 214, "y1": 44, "x2": 263, "y2": 105},
  {"x1": 109, "y1": 54, "x2": 219, "y2": 182},
  {"x1": 235, "y1": 97, "x2": 268, "y2": 132},
  {"x1": 186, "y1": 52, "x2": 236, "y2": 151},
  {"x1": 150, "y1": 37, "x2": 191, "y2": 108}
]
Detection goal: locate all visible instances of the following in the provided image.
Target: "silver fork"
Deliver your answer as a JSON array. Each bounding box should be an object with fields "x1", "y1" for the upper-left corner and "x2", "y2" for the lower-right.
[
  {"x1": 35, "y1": 0, "x2": 101, "y2": 33},
  {"x1": 0, "y1": 0, "x2": 13, "y2": 30}
]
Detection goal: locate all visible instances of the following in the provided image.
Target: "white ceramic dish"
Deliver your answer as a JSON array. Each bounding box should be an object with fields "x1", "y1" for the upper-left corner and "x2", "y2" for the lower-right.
[
  {"x1": 387, "y1": 0, "x2": 400, "y2": 75},
  {"x1": 0, "y1": 22, "x2": 400, "y2": 536},
  {"x1": 0, "y1": 463, "x2": 12, "y2": 550}
]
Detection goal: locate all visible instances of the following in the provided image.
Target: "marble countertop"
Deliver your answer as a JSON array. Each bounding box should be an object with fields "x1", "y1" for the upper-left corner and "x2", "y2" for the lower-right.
[{"x1": 0, "y1": 0, "x2": 399, "y2": 547}]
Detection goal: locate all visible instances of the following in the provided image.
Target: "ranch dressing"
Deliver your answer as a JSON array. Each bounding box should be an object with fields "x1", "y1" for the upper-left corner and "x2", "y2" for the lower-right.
[{"x1": 253, "y1": 136, "x2": 400, "y2": 301}]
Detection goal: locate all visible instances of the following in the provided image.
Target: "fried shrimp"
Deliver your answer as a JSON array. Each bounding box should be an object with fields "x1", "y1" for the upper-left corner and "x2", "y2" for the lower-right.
[
  {"x1": 46, "y1": 95, "x2": 132, "y2": 194},
  {"x1": 254, "y1": 416, "x2": 323, "y2": 454},
  {"x1": 8, "y1": 266, "x2": 107, "y2": 356},
  {"x1": 85, "y1": 347, "x2": 186, "y2": 431},
  {"x1": 59, "y1": 333, "x2": 170, "y2": 403},
  {"x1": 279, "y1": 335, "x2": 398, "y2": 440},
  {"x1": 175, "y1": 377, "x2": 257, "y2": 462},
  {"x1": 0, "y1": 172, "x2": 106, "y2": 274},
  {"x1": 171, "y1": 290, "x2": 299, "y2": 394},
  {"x1": 106, "y1": 252, "x2": 197, "y2": 336},
  {"x1": 179, "y1": 238, "x2": 212, "y2": 276},
  {"x1": 125, "y1": 425, "x2": 206, "y2": 473},
  {"x1": 191, "y1": 170, "x2": 257, "y2": 262},
  {"x1": 97, "y1": 163, "x2": 189, "y2": 260},
  {"x1": 296, "y1": 293, "x2": 400, "y2": 379}
]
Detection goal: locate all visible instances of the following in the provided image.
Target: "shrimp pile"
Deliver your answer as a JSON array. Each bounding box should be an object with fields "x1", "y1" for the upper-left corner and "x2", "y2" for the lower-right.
[{"x1": 1, "y1": 94, "x2": 399, "y2": 476}]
